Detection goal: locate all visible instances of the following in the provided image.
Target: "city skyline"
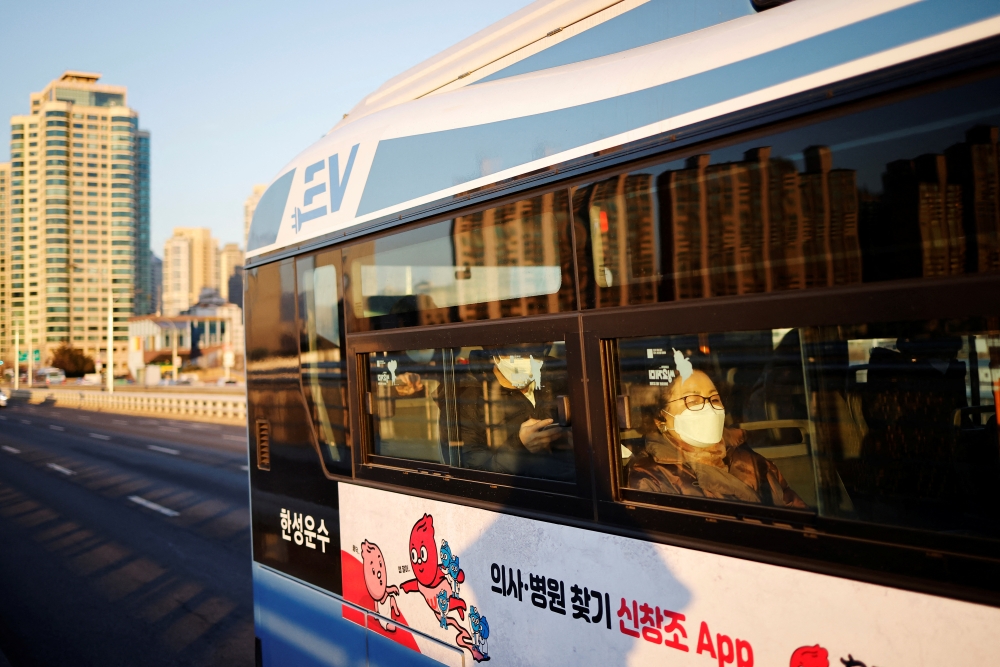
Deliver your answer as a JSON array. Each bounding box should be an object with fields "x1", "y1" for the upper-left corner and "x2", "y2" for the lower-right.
[{"x1": 0, "y1": 0, "x2": 533, "y2": 254}]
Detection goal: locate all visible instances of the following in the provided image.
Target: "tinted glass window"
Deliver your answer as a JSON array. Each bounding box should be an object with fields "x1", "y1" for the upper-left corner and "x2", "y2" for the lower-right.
[
  {"x1": 576, "y1": 70, "x2": 1000, "y2": 308},
  {"x1": 345, "y1": 191, "x2": 575, "y2": 330},
  {"x1": 245, "y1": 259, "x2": 314, "y2": 459},
  {"x1": 368, "y1": 341, "x2": 575, "y2": 482},
  {"x1": 297, "y1": 249, "x2": 350, "y2": 473},
  {"x1": 616, "y1": 320, "x2": 1000, "y2": 538}
]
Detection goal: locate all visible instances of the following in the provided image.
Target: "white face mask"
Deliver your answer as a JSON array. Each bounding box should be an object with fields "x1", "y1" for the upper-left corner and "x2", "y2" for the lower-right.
[
  {"x1": 667, "y1": 407, "x2": 725, "y2": 448},
  {"x1": 494, "y1": 355, "x2": 540, "y2": 389}
]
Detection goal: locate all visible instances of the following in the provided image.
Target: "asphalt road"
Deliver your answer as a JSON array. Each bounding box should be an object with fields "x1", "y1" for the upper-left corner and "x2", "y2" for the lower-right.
[{"x1": 0, "y1": 400, "x2": 253, "y2": 667}]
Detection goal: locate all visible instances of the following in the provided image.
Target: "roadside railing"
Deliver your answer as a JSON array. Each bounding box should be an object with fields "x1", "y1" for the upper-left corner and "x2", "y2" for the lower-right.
[{"x1": 9, "y1": 387, "x2": 247, "y2": 425}]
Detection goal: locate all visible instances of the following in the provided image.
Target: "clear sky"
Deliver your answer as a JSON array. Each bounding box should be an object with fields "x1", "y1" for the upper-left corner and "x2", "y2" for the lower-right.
[{"x1": 0, "y1": 0, "x2": 532, "y2": 255}]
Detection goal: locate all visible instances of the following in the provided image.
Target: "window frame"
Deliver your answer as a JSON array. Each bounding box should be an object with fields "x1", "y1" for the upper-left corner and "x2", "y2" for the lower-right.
[
  {"x1": 346, "y1": 314, "x2": 595, "y2": 518},
  {"x1": 581, "y1": 271, "x2": 1000, "y2": 562},
  {"x1": 295, "y1": 246, "x2": 353, "y2": 479}
]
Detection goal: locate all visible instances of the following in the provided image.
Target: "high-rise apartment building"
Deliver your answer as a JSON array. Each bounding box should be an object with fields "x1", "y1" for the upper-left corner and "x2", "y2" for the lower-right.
[
  {"x1": 162, "y1": 227, "x2": 218, "y2": 316},
  {"x1": 134, "y1": 130, "x2": 152, "y2": 314},
  {"x1": 1, "y1": 72, "x2": 144, "y2": 375},
  {"x1": 218, "y1": 242, "x2": 244, "y2": 302},
  {"x1": 244, "y1": 184, "x2": 266, "y2": 248}
]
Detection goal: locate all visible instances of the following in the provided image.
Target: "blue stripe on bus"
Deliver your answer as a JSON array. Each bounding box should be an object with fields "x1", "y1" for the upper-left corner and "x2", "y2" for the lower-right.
[
  {"x1": 356, "y1": 0, "x2": 1000, "y2": 217},
  {"x1": 475, "y1": 0, "x2": 755, "y2": 85},
  {"x1": 254, "y1": 564, "x2": 450, "y2": 667}
]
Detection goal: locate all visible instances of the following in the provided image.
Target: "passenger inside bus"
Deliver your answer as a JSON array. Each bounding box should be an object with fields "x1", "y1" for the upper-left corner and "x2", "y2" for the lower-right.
[
  {"x1": 627, "y1": 361, "x2": 807, "y2": 508},
  {"x1": 455, "y1": 344, "x2": 575, "y2": 482},
  {"x1": 617, "y1": 321, "x2": 1000, "y2": 536}
]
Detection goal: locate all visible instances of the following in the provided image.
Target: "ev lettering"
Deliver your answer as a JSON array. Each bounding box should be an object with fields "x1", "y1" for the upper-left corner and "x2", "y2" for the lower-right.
[{"x1": 291, "y1": 143, "x2": 359, "y2": 233}]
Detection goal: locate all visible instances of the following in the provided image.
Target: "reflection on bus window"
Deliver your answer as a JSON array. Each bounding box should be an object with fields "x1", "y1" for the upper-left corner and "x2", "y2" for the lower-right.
[
  {"x1": 297, "y1": 250, "x2": 350, "y2": 473},
  {"x1": 346, "y1": 191, "x2": 575, "y2": 329},
  {"x1": 368, "y1": 342, "x2": 575, "y2": 482},
  {"x1": 617, "y1": 320, "x2": 1000, "y2": 537},
  {"x1": 245, "y1": 259, "x2": 314, "y2": 454},
  {"x1": 577, "y1": 71, "x2": 1000, "y2": 308}
]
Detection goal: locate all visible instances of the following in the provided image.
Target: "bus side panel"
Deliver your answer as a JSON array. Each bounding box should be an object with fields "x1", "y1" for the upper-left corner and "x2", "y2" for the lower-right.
[{"x1": 338, "y1": 483, "x2": 1000, "y2": 667}]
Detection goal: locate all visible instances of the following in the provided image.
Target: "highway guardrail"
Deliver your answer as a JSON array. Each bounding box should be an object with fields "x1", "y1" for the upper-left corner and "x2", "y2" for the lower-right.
[{"x1": 9, "y1": 387, "x2": 247, "y2": 425}]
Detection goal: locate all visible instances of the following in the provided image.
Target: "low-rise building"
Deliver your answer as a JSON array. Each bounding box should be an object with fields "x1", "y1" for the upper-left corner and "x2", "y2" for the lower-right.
[{"x1": 127, "y1": 288, "x2": 243, "y2": 381}]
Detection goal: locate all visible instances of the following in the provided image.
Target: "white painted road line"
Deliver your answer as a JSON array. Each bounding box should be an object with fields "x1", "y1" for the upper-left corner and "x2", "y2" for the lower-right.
[
  {"x1": 20, "y1": 420, "x2": 31, "y2": 425},
  {"x1": 49, "y1": 425, "x2": 65, "y2": 431},
  {"x1": 1, "y1": 446, "x2": 21, "y2": 454},
  {"x1": 148, "y1": 445, "x2": 180, "y2": 456},
  {"x1": 78, "y1": 416, "x2": 90, "y2": 421},
  {"x1": 0, "y1": 415, "x2": 6, "y2": 420},
  {"x1": 223, "y1": 435, "x2": 246, "y2": 442},
  {"x1": 47, "y1": 463, "x2": 76, "y2": 476},
  {"x1": 112, "y1": 419, "x2": 128, "y2": 425},
  {"x1": 89, "y1": 433, "x2": 111, "y2": 441},
  {"x1": 127, "y1": 495, "x2": 180, "y2": 517},
  {"x1": 239, "y1": 465, "x2": 249, "y2": 471},
  {"x1": 162, "y1": 427, "x2": 181, "y2": 433}
]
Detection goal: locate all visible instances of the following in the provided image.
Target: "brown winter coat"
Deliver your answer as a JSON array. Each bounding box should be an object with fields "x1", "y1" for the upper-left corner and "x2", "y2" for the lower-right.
[{"x1": 628, "y1": 430, "x2": 806, "y2": 508}]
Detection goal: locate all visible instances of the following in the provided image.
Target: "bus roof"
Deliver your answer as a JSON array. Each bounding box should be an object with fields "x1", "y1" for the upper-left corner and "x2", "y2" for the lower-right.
[{"x1": 246, "y1": 0, "x2": 1000, "y2": 260}]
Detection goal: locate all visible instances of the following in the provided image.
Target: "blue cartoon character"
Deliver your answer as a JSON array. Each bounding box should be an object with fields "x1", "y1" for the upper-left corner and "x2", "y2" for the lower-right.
[
  {"x1": 469, "y1": 605, "x2": 490, "y2": 660},
  {"x1": 436, "y1": 590, "x2": 450, "y2": 629},
  {"x1": 401, "y1": 515, "x2": 485, "y2": 662},
  {"x1": 440, "y1": 540, "x2": 462, "y2": 598}
]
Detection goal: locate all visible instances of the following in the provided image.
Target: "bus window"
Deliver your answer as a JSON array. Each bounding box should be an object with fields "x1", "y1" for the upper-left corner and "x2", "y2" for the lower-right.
[
  {"x1": 345, "y1": 190, "x2": 575, "y2": 330},
  {"x1": 367, "y1": 341, "x2": 576, "y2": 482},
  {"x1": 245, "y1": 259, "x2": 315, "y2": 461},
  {"x1": 576, "y1": 68, "x2": 1000, "y2": 309},
  {"x1": 297, "y1": 249, "x2": 351, "y2": 473},
  {"x1": 615, "y1": 320, "x2": 1000, "y2": 538}
]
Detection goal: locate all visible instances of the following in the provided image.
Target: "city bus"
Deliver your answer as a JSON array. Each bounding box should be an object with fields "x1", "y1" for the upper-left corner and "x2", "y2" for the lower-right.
[{"x1": 243, "y1": 0, "x2": 1000, "y2": 664}]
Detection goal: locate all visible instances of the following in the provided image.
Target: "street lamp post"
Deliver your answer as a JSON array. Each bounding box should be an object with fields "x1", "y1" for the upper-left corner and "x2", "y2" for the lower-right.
[
  {"x1": 13, "y1": 322, "x2": 19, "y2": 391},
  {"x1": 107, "y1": 284, "x2": 114, "y2": 393}
]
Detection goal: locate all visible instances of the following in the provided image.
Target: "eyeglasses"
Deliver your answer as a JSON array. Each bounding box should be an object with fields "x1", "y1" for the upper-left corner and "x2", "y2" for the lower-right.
[{"x1": 664, "y1": 394, "x2": 724, "y2": 411}]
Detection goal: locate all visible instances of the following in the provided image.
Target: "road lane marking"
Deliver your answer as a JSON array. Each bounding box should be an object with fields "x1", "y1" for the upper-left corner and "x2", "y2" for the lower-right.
[
  {"x1": 222, "y1": 435, "x2": 246, "y2": 442},
  {"x1": 148, "y1": 445, "x2": 180, "y2": 456},
  {"x1": 162, "y1": 427, "x2": 181, "y2": 433},
  {"x1": 112, "y1": 419, "x2": 128, "y2": 425},
  {"x1": 128, "y1": 495, "x2": 180, "y2": 517},
  {"x1": 20, "y1": 419, "x2": 31, "y2": 424},
  {"x1": 0, "y1": 415, "x2": 6, "y2": 420},
  {"x1": 2, "y1": 446, "x2": 21, "y2": 454},
  {"x1": 78, "y1": 416, "x2": 90, "y2": 421},
  {"x1": 47, "y1": 463, "x2": 76, "y2": 476},
  {"x1": 50, "y1": 425, "x2": 65, "y2": 431},
  {"x1": 239, "y1": 465, "x2": 249, "y2": 471},
  {"x1": 89, "y1": 433, "x2": 111, "y2": 441}
]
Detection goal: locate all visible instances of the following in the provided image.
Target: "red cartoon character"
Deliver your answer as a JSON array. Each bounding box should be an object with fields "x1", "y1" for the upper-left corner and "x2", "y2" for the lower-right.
[
  {"x1": 400, "y1": 514, "x2": 485, "y2": 662},
  {"x1": 361, "y1": 540, "x2": 400, "y2": 631},
  {"x1": 791, "y1": 645, "x2": 830, "y2": 667}
]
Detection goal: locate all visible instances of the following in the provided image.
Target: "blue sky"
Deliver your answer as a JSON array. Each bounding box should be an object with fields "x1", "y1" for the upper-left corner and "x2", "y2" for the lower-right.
[{"x1": 0, "y1": 0, "x2": 531, "y2": 254}]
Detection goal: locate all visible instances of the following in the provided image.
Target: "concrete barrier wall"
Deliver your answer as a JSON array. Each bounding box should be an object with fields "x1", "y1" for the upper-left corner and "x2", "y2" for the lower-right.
[{"x1": 11, "y1": 388, "x2": 247, "y2": 425}]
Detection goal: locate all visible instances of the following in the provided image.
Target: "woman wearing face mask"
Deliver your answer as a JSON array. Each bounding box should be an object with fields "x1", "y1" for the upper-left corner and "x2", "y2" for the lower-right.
[{"x1": 629, "y1": 369, "x2": 806, "y2": 508}]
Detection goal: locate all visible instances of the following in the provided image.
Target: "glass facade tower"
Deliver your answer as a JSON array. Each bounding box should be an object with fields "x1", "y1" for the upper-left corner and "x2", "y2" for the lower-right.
[{"x1": 134, "y1": 130, "x2": 151, "y2": 314}]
